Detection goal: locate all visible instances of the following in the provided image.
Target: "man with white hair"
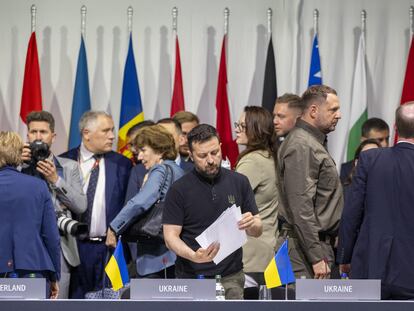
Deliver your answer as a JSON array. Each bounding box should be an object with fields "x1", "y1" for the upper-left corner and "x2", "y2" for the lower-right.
[{"x1": 60, "y1": 111, "x2": 132, "y2": 298}]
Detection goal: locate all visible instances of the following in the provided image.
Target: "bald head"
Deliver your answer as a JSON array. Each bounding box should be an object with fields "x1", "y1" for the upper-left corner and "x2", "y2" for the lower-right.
[{"x1": 396, "y1": 102, "x2": 414, "y2": 139}]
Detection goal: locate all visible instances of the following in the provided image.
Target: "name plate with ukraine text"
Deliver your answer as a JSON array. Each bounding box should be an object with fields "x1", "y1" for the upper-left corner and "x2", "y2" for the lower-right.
[
  {"x1": 296, "y1": 279, "x2": 381, "y2": 300},
  {"x1": 0, "y1": 278, "x2": 46, "y2": 299},
  {"x1": 130, "y1": 279, "x2": 216, "y2": 300}
]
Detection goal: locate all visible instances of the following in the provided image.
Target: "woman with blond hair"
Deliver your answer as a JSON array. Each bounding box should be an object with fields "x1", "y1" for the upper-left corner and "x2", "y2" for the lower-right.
[
  {"x1": 0, "y1": 131, "x2": 61, "y2": 298},
  {"x1": 107, "y1": 125, "x2": 184, "y2": 278}
]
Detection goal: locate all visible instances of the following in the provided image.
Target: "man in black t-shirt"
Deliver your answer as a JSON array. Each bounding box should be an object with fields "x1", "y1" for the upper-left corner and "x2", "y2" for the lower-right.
[{"x1": 163, "y1": 124, "x2": 262, "y2": 300}]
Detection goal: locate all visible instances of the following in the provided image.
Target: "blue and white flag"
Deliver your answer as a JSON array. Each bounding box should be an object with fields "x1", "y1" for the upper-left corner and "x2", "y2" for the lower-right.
[{"x1": 308, "y1": 34, "x2": 322, "y2": 86}]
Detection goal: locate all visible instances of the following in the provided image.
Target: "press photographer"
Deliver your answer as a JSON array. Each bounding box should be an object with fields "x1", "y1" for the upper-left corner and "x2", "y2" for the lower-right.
[{"x1": 21, "y1": 111, "x2": 87, "y2": 299}]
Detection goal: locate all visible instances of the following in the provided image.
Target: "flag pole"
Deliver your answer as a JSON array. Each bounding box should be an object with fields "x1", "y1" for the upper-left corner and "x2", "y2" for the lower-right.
[
  {"x1": 172, "y1": 7, "x2": 178, "y2": 33},
  {"x1": 81, "y1": 5, "x2": 87, "y2": 39},
  {"x1": 284, "y1": 236, "x2": 288, "y2": 300},
  {"x1": 31, "y1": 4, "x2": 36, "y2": 33},
  {"x1": 361, "y1": 10, "x2": 366, "y2": 40},
  {"x1": 172, "y1": 7, "x2": 178, "y2": 95},
  {"x1": 224, "y1": 7, "x2": 229, "y2": 36},
  {"x1": 127, "y1": 6, "x2": 133, "y2": 34},
  {"x1": 267, "y1": 8, "x2": 272, "y2": 37},
  {"x1": 410, "y1": 6, "x2": 414, "y2": 38},
  {"x1": 313, "y1": 9, "x2": 319, "y2": 36}
]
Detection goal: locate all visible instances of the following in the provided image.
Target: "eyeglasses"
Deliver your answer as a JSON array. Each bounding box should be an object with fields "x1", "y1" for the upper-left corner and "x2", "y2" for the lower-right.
[{"x1": 234, "y1": 122, "x2": 246, "y2": 131}]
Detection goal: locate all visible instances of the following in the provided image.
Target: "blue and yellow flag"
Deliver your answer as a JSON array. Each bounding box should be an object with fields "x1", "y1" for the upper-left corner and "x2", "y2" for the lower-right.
[
  {"x1": 117, "y1": 33, "x2": 144, "y2": 158},
  {"x1": 264, "y1": 240, "x2": 295, "y2": 288},
  {"x1": 308, "y1": 34, "x2": 322, "y2": 87},
  {"x1": 105, "y1": 240, "x2": 129, "y2": 291}
]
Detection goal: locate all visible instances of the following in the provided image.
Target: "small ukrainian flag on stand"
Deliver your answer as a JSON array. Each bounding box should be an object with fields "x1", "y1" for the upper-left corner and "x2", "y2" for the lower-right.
[
  {"x1": 264, "y1": 240, "x2": 295, "y2": 288},
  {"x1": 105, "y1": 240, "x2": 130, "y2": 291}
]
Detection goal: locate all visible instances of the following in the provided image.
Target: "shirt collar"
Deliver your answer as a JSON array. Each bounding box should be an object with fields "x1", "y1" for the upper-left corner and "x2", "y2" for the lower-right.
[
  {"x1": 193, "y1": 166, "x2": 222, "y2": 184},
  {"x1": 175, "y1": 155, "x2": 181, "y2": 166},
  {"x1": 80, "y1": 143, "x2": 95, "y2": 162},
  {"x1": 296, "y1": 119, "x2": 327, "y2": 147}
]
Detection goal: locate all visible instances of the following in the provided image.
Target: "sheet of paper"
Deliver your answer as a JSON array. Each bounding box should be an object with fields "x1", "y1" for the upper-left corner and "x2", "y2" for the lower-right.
[{"x1": 195, "y1": 204, "x2": 247, "y2": 264}]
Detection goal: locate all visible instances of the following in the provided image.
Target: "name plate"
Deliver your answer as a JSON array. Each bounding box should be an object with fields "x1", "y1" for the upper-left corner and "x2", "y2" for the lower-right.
[
  {"x1": 130, "y1": 279, "x2": 216, "y2": 300},
  {"x1": 0, "y1": 278, "x2": 46, "y2": 299},
  {"x1": 296, "y1": 279, "x2": 381, "y2": 300}
]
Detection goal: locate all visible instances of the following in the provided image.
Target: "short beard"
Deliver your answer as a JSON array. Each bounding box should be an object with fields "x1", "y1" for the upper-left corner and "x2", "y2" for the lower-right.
[{"x1": 195, "y1": 163, "x2": 221, "y2": 180}]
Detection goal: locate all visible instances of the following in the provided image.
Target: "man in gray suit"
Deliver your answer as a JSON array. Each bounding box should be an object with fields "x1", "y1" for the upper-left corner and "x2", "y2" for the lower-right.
[{"x1": 21, "y1": 111, "x2": 87, "y2": 298}]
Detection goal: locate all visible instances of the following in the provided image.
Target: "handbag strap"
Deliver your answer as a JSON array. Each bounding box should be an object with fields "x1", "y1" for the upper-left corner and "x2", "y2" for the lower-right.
[{"x1": 158, "y1": 163, "x2": 174, "y2": 201}]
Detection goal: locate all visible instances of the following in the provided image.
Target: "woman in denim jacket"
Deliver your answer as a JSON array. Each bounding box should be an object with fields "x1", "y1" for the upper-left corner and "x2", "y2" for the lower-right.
[{"x1": 107, "y1": 125, "x2": 184, "y2": 278}]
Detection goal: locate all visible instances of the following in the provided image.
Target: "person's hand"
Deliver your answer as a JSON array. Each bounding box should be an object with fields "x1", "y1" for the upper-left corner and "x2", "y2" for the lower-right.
[
  {"x1": 21, "y1": 143, "x2": 31, "y2": 163},
  {"x1": 49, "y1": 281, "x2": 59, "y2": 299},
  {"x1": 312, "y1": 259, "x2": 331, "y2": 279},
  {"x1": 238, "y1": 212, "x2": 255, "y2": 230},
  {"x1": 191, "y1": 242, "x2": 220, "y2": 263},
  {"x1": 339, "y1": 263, "x2": 351, "y2": 274},
  {"x1": 37, "y1": 159, "x2": 59, "y2": 184},
  {"x1": 105, "y1": 228, "x2": 117, "y2": 248}
]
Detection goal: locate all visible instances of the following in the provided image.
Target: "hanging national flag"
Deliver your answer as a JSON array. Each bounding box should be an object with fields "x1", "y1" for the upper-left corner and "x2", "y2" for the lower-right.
[
  {"x1": 118, "y1": 34, "x2": 144, "y2": 158},
  {"x1": 216, "y1": 35, "x2": 239, "y2": 167},
  {"x1": 346, "y1": 34, "x2": 367, "y2": 161},
  {"x1": 20, "y1": 32, "x2": 42, "y2": 125},
  {"x1": 68, "y1": 36, "x2": 91, "y2": 149},
  {"x1": 308, "y1": 34, "x2": 322, "y2": 86},
  {"x1": 262, "y1": 37, "x2": 277, "y2": 113},
  {"x1": 170, "y1": 35, "x2": 185, "y2": 116},
  {"x1": 395, "y1": 35, "x2": 414, "y2": 143},
  {"x1": 264, "y1": 240, "x2": 295, "y2": 288},
  {"x1": 105, "y1": 240, "x2": 129, "y2": 291}
]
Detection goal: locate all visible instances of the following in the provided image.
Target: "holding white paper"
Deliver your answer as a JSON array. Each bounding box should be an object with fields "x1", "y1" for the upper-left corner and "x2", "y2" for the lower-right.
[{"x1": 195, "y1": 204, "x2": 247, "y2": 264}]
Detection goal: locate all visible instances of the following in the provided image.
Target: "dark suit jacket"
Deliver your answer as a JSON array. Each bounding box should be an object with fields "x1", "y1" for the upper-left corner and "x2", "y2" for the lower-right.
[
  {"x1": 339, "y1": 160, "x2": 353, "y2": 184},
  {"x1": 59, "y1": 148, "x2": 132, "y2": 226},
  {"x1": 338, "y1": 143, "x2": 414, "y2": 289},
  {"x1": 0, "y1": 167, "x2": 61, "y2": 281}
]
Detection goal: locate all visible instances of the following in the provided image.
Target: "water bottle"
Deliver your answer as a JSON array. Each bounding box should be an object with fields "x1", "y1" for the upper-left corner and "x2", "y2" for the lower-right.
[
  {"x1": 215, "y1": 275, "x2": 225, "y2": 300},
  {"x1": 340, "y1": 272, "x2": 349, "y2": 280}
]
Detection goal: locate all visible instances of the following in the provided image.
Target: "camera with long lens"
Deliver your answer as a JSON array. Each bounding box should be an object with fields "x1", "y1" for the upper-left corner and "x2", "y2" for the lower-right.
[
  {"x1": 56, "y1": 211, "x2": 89, "y2": 238},
  {"x1": 29, "y1": 140, "x2": 50, "y2": 165}
]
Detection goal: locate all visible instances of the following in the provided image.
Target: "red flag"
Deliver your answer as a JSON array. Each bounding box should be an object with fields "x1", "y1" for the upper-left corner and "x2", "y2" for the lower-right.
[
  {"x1": 395, "y1": 36, "x2": 414, "y2": 142},
  {"x1": 216, "y1": 35, "x2": 239, "y2": 167},
  {"x1": 170, "y1": 36, "x2": 185, "y2": 116},
  {"x1": 20, "y1": 32, "x2": 42, "y2": 124}
]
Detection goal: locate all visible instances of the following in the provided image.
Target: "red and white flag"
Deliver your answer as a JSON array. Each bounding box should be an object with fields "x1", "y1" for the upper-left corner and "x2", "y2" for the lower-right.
[
  {"x1": 170, "y1": 35, "x2": 185, "y2": 116},
  {"x1": 216, "y1": 35, "x2": 239, "y2": 168},
  {"x1": 20, "y1": 32, "x2": 42, "y2": 133}
]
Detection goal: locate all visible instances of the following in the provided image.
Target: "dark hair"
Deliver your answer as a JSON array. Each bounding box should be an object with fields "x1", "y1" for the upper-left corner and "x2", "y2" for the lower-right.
[
  {"x1": 157, "y1": 118, "x2": 182, "y2": 134},
  {"x1": 275, "y1": 93, "x2": 304, "y2": 112},
  {"x1": 236, "y1": 106, "x2": 278, "y2": 182},
  {"x1": 134, "y1": 125, "x2": 177, "y2": 160},
  {"x1": 126, "y1": 120, "x2": 155, "y2": 138},
  {"x1": 361, "y1": 118, "x2": 389, "y2": 138},
  {"x1": 396, "y1": 103, "x2": 414, "y2": 139},
  {"x1": 26, "y1": 111, "x2": 55, "y2": 132},
  {"x1": 237, "y1": 106, "x2": 277, "y2": 159},
  {"x1": 302, "y1": 85, "x2": 337, "y2": 110},
  {"x1": 172, "y1": 111, "x2": 200, "y2": 125},
  {"x1": 343, "y1": 138, "x2": 381, "y2": 185},
  {"x1": 187, "y1": 124, "x2": 220, "y2": 152}
]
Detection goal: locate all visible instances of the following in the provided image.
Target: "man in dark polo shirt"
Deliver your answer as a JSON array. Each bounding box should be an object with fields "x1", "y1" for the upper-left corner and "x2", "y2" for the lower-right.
[{"x1": 163, "y1": 124, "x2": 262, "y2": 299}]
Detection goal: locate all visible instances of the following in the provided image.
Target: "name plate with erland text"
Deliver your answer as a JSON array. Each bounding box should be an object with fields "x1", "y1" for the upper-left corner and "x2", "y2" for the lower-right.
[
  {"x1": 130, "y1": 279, "x2": 216, "y2": 300},
  {"x1": 0, "y1": 278, "x2": 46, "y2": 299},
  {"x1": 296, "y1": 279, "x2": 381, "y2": 300}
]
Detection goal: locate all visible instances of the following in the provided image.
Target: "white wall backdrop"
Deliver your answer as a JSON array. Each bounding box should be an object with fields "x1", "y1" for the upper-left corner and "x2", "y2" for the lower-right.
[{"x1": 0, "y1": 0, "x2": 413, "y2": 166}]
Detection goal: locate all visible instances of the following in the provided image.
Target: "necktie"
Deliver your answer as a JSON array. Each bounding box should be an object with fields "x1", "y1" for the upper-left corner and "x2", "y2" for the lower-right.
[{"x1": 83, "y1": 155, "x2": 101, "y2": 231}]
